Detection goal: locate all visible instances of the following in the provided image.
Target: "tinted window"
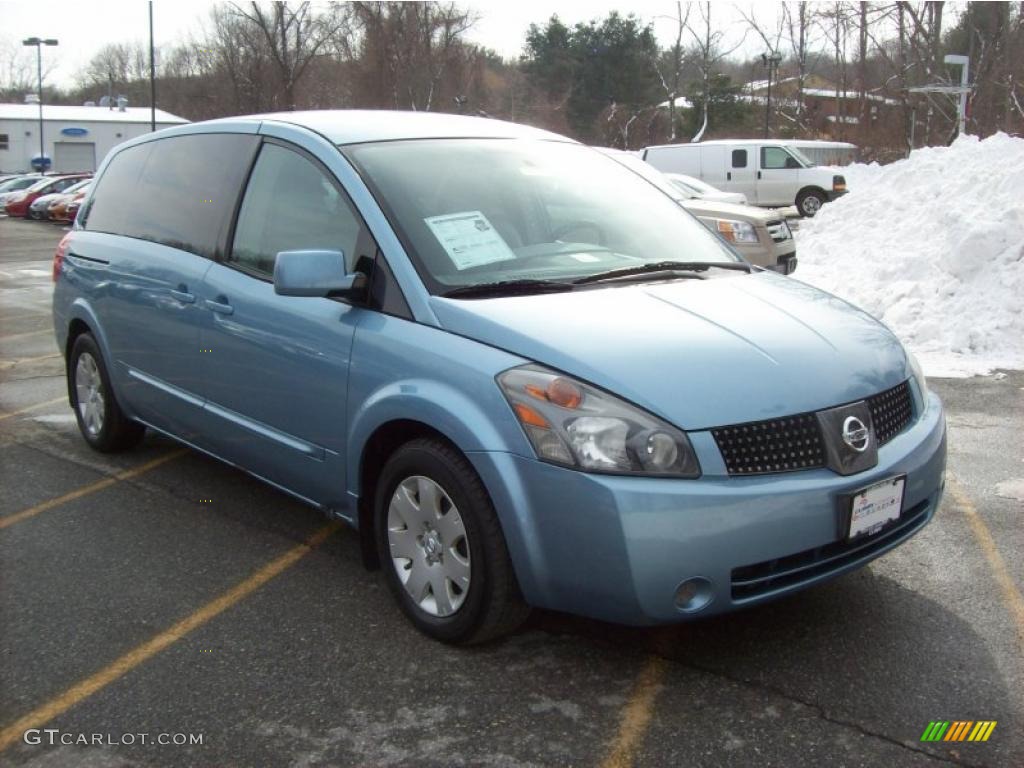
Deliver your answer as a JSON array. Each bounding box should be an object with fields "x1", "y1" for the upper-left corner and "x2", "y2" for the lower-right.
[
  {"x1": 731, "y1": 149, "x2": 747, "y2": 168},
  {"x1": 82, "y1": 143, "x2": 151, "y2": 232},
  {"x1": 761, "y1": 146, "x2": 792, "y2": 169},
  {"x1": 230, "y1": 143, "x2": 362, "y2": 276},
  {"x1": 86, "y1": 134, "x2": 258, "y2": 259}
]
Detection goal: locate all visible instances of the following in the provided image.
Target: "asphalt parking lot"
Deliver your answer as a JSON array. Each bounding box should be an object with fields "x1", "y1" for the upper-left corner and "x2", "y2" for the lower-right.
[{"x1": 1, "y1": 215, "x2": 1021, "y2": 768}]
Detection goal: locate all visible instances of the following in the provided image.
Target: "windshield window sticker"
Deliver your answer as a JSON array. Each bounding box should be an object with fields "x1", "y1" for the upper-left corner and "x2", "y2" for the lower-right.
[{"x1": 424, "y1": 211, "x2": 518, "y2": 271}]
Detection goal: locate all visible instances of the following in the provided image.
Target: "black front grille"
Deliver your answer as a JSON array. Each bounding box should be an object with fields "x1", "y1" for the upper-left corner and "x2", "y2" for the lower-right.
[
  {"x1": 711, "y1": 380, "x2": 915, "y2": 477},
  {"x1": 730, "y1": 497, "x2": 931, "y2": 601},
  {"x1": 765, "y1": 220, "x2": 791, "y2": 242},
  {"x1": 712, "y1": 412, "x2": 826, "y2": 475},
  {"x1": 867, "y1": 380, "x2": 913, "y2": 445}
]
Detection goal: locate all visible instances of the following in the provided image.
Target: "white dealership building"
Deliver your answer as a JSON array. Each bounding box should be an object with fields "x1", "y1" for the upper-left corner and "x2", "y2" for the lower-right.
[{"x1": 0, "y1": 103, "x2": 188, "y2": 174}]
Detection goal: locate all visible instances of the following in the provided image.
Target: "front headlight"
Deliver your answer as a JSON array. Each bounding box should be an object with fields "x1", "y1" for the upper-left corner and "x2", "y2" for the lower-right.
[
  {"x1": 497, "y1": 365, "x2": 700, "y2": 477},
  {"x1": 907, "y1": 350, "x2": 929, "y2": 401},
  {"x1": 713, "y1": 219, "x2": 759, "y2": 244}
]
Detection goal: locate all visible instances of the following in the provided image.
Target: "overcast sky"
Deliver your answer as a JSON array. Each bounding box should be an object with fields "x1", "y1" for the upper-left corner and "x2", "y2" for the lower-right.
[{"x1": 1, "y1": 0, "x2": 769, "y2": 91}]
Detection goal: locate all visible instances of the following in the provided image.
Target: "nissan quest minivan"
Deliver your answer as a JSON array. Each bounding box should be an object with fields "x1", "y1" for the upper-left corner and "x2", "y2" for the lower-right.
[{"x1": 53, "y1": 112, "x2": 946, "y2": 644}]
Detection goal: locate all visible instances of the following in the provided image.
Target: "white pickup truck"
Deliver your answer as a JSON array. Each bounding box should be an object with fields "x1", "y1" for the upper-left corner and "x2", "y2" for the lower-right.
[{"x1": 641, "y1": 139, "x2": 847, "y2": 217}]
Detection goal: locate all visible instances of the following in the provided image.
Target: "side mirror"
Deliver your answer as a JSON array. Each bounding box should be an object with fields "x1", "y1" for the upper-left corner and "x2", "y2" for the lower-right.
[{"x1": 273, "y1": 249, "x2": 367, "y2": 300}]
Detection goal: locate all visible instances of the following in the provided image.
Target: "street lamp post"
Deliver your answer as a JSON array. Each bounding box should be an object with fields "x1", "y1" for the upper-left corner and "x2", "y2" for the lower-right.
[
  {"x1": 22, "y1": 36, "x2": 59, "y2": 172},
  {"x1": 761, "y1": 52, "x2": 782, "y2": 139}
]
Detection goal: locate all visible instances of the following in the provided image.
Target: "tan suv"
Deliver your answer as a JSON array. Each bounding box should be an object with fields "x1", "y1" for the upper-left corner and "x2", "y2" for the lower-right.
[
  {"x1": 598, "y1": 148, "x2": 797, "y2": 274},
  {"x1": 676, "y1": 195, "x2": 796, "y2": 275}
]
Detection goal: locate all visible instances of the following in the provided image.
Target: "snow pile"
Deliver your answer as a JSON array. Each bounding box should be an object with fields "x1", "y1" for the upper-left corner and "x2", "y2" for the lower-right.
[{"x1": 796, "y1": 132, "x2": 1024, "y2": 377}]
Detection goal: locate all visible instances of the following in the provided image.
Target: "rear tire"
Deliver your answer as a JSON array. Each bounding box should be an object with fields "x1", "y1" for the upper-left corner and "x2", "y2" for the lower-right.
[
  {"x1": 68, "y1": 333, "x2": 145, "y2": 452},
  {"x1": 796, "y1": 189, "x2": 827, "y2": 217},
  {"x1": 374, "y1": 438, "x2": 529, "y2": 644}
]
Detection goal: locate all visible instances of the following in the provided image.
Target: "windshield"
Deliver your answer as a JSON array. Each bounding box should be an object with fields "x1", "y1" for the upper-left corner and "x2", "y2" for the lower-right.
[
  {"x1": 0, "y1": 177, "x2": 36, "y2": 192},
  {"x1": 345, "y1": 139, "x2": 738, "y2": 293},
  {"x1": 674, "y1": 175, "x2": 716, "y2": 195},
  {"x1": 64, "y1": 179, "x2": 91, "y2": 194},
  {"x1": 666, "y1": 176, "x2": 701, "y2": 198},
  {"x1": 28, "y1": 178, "x2": 57, "y2": 192},
  {"x1": 787, "y1": 146, "x2": 814, "y2": 167}
]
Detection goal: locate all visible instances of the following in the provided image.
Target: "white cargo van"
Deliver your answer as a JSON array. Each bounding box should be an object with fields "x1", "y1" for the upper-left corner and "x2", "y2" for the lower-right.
[{"x1": 642, "y1": 139, "x2": 847, "y2": 217}]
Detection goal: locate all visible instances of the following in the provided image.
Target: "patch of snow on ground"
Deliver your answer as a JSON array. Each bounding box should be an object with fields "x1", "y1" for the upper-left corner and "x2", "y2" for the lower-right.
[{"x1": 795, "y1": 132, "x2": 1024, "y2": 377}]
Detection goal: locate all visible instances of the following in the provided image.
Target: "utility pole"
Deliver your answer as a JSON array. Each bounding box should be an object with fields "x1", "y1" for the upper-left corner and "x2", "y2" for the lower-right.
[
  {"x1": 21, "y1": 37, "x2": 58, "y2": 172},
  {"x1": 149, "y1": 1, "x2": 157, "y2": 132}
]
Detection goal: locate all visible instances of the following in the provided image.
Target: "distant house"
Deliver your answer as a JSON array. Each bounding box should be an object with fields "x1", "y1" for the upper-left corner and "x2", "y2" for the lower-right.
[
  {"x1": 745, "y1": 75, "x2": 900, "y2": 135},
  {"x1": 0, "y1": 103, "x2": 188, "y2": 173}
]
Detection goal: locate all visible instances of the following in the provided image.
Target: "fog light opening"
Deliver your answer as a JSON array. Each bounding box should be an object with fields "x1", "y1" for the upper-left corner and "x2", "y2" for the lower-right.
[{"x1": 673, "y1": 577, "x2": 714, "y2": 614}]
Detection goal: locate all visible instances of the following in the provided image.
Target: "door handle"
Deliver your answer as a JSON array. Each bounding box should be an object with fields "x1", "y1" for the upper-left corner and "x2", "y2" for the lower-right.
[
  {"x1": 727, "y1": 171, "x2": 731, "y2": 181},
  {"x1": 170, "y1": 286, "x2": 195, "y2": 304},
  {"x1": 757, "y1": 171, "x2": 762, "y2": 179},
  {"x1": 204, "y1": 297, "x2": 234, "y2": 316}
]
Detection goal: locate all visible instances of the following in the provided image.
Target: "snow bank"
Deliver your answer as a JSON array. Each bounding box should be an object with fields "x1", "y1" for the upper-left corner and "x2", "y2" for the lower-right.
[{"x1": 796, "y1": 132, "x2": 1024, "y2": 377}]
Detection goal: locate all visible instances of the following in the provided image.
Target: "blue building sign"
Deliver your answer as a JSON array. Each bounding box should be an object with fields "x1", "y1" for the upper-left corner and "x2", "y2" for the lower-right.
[{"x1": 60, "y1": 127, "x2": 89, "y2": 137}]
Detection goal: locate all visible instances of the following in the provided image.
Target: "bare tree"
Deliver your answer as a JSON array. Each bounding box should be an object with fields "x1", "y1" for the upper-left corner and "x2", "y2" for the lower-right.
[
  {"x1": 686, "y1": 1, "x2": 747, "y2": 141},
  {"x1": 815, "y1": 2, "x2": 855, "y2": 140},
  {"x1": 351, "y1": 2, "x2": 477, "y2": 111},
  {"x1": 230, "y1": 1, "x2": 351, "y2": 111},
  {"x1": 0, "y1": 36, "x2": 48, "y2": 96},
  {"x1": 653, "y1": 1, "x2": 691, "y2": 141},
  {"x1": 781, "y1": 2, "x2": 819, "y2": 131}
]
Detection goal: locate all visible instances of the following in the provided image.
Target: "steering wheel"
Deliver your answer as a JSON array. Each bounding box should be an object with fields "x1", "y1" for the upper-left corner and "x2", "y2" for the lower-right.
[{"x1": 550, "y1": 220, "x2": 608, "y2": 247}]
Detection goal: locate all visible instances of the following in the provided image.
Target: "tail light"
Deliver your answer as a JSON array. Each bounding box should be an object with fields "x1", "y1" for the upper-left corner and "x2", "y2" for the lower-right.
[
  {"x1": 53, "y1": 233, "x2": 71, "y2": 282},
  {"x1": 832, "y1": 174, "x2": 847, "y2": 192}
]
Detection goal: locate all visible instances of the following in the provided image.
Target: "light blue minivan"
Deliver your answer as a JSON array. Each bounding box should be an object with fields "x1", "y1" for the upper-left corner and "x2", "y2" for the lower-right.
[{"x1": 53, "y1": 111, "x2": 946, "y2": 643}]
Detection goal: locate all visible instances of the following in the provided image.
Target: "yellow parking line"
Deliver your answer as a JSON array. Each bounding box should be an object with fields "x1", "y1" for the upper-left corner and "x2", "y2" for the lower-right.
[
  {"x1": 948, "y1": 477, "x2": 1024, "y2": 648},
  {"x1": 0, "y1": 449, "x2": 188, "y2": 530},
  {"x1": 0, "y1": 520, "x2": 341, "y2": 753},
  {"x1": 0, "y1": 396, "x2": 67, "y2": 422},
  {"x1": 600, "y1": 656, "x2": 667, "y2": 768},
  {"x1": 0, "y1": 313, "x2": 49, "y2": 325},
  {"x1": 0, "y1": 352, "x2": 61, "y2": 370},
  {"x1": 0, "y1": 328, "x2": 50, "y2": 342}
]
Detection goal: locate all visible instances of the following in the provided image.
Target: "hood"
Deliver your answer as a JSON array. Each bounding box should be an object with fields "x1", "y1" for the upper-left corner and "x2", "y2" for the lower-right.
[
  {"x1": 698, "y1": 192, "x2": 749, "y2": 206},
  {"x1": 32, "y1": 193, "x2": 60, "y2": 207},
  {"x1": 681, "y1": 199, "x2": 782, "y2": 222},
  {"x1": 429, "y1": 272, "x2": 909, "y2": 431}
]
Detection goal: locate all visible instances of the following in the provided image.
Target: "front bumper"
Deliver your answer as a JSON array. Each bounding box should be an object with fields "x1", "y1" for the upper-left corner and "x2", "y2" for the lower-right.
[{"x1": 470, "y1": 389, "x2": 946, "y2": 626}]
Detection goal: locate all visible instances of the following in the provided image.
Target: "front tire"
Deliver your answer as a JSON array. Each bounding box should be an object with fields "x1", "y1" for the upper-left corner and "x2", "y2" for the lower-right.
[
  {"x1": 68, "y1": 333, "x2": 145, "y2": 452},
  {"x1": 374, "y1": 438, "x2": 529, "y2": 644},
  {"x1": 796, "y1": 189, "x2": 827, "y2": 217}
]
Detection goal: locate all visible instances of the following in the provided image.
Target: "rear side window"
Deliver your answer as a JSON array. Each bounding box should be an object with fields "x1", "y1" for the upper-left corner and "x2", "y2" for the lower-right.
[
  {"x1": 81, "y1": 143, "x2": 151, "y2": 233},
  {"x1": 731, "y1": 149, "x2": 747, "y2": 168},
  {"x1": 86, "y1": 134, "x2": 258, "y2": 259},
  {"x1": 230, "y1": 143, "x2": 362, "y2": 276}
]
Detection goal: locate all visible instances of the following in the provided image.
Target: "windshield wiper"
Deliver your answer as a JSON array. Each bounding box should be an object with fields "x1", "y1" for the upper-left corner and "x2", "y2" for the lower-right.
[
  {"x1": 441, "y1": 279, "x2": 576, "y2": 299},
  {"x1": 572, "y1": 260, "x2": 751, "y2": 286}
]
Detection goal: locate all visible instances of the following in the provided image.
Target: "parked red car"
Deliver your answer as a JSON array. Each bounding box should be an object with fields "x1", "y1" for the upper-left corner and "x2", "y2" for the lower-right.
[{"x1": 4, "y1": 173, "x2": 91, "y2": 218}]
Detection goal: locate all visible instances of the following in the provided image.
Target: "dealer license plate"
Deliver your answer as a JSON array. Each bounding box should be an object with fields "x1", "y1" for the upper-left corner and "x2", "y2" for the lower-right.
[{"x1": 848, "y1": 476, "x2": 905, "y2": 539}]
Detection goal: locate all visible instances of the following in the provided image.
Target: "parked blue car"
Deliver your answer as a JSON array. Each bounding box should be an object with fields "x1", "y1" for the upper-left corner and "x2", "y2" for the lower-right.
[{"x1": 52, "y1": 111, "x2": 947, "y2": 643}]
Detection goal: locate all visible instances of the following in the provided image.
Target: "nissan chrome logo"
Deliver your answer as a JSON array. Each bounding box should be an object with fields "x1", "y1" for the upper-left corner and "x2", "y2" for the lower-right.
[{"x1": 842, "y1": 416, "x2": 870, "y2": 452}]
